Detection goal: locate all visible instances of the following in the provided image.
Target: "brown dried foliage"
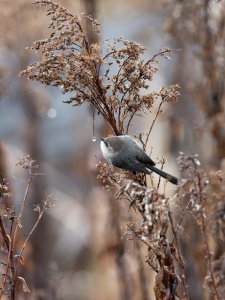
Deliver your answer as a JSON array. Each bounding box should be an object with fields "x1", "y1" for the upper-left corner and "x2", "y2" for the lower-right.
[
  {"x1": 19, "y1": 1, "x2": 225, "y2": 299},
  {"x1": 97, "y1": 153, "x2": 224, "y2": 299},
  {"x1": 163, "y1": 1, "x2": 225, "y2": 298},
  {"x1": 0, "y1": 156, "x2": 54, "y2": 299},
  {"x1": 21, "y1": 0, "x2": 180, "y2": 136}
]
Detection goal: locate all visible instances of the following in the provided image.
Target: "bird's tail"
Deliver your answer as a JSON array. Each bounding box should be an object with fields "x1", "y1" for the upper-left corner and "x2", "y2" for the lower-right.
[{"x1": 148, "y1": 166, "x2": 179, "y2": 185}]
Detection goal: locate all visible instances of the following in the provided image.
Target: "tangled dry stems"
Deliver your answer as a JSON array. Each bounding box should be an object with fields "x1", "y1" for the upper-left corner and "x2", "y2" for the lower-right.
[
  {"x1": 97, "y1": 153, "x2": 224, "y2": 299},
  {"x1": 17, "y1": 1, "x2": 225, "y2": 299},
  {"x1": 21, "y1": 0, "x2": 180, "y2": 137},
  {"x1": 0, "y1": 155, "x2": 54, "y2": 299}
]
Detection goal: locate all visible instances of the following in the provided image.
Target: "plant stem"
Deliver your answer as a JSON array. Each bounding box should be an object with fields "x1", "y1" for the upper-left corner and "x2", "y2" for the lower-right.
[{"x1": 145, "y1": 101, "x2": 163, "y2": 149}]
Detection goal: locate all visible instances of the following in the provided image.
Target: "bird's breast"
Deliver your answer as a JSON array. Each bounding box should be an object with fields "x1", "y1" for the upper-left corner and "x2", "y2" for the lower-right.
[{"x1": 100, "y1": 141, "x2": 113, "y2": 163}]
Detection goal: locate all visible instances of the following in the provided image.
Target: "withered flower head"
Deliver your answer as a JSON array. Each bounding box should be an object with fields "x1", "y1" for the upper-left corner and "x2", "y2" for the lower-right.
[{"x1": 21, "y1": 0, "x2": 180, "y2": 135}]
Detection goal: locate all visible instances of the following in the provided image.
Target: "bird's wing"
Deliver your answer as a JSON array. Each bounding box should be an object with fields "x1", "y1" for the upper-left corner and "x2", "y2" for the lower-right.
[
  {"x1": 133, "y1": 144, "x2": 155, "y2": 166},
  {"x1": 112, "y1": 155, "x2": 150, "y2": 174},
  {"x1": 110, "y1": 136, "x2": 155, "y2": 172}
]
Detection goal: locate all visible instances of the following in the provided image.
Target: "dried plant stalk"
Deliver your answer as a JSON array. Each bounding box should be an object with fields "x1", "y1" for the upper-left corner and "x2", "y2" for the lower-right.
[
  {"x1": 0, "y1": 156, "x2": 53, "y2": 299},
  {"x1": 21, "y1": 0, "x2": 180, "y2": 137},
  {"x1": 19, "y1": 1, "x2": 225, "y2": 299}
]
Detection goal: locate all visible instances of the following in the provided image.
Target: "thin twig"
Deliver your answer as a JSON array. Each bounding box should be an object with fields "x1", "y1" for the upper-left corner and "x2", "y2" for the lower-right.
[
  {"x1": 168, "y1": 206, "x2": 189, "y2": 300},
  {"x1": 19, "y1": 206, "x2": 46, "y2": 258},
  {"x1": 172, "y1": 197, "x2": 192, "y2": 245},
  {"x1": 12, "y1": 176, "x2": 33, "y2": 251},
  {"x1": 145, "y1": 48, "x2": 182, "y2": 66},
  {"x1": 196, "y1": 172, "x2": 221, "y2": 300},
  {"x1": 157, "y1": 158, "x2": 165, "y2": 190},
  {"x1": 145, "y1": 101, "x2": 163, "y2": 150},
  {"x1": 125, "y1": 107, "x2": 139, "y2": 133}
]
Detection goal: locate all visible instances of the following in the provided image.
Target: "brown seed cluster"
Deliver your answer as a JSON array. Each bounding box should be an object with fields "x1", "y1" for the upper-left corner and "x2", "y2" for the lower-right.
[
  {"x1": 16, "y1": 154, "x2": 38, "y2": 175},
  {"x1": 21, "y1": 0, "x2": 180, "y2": 135}
]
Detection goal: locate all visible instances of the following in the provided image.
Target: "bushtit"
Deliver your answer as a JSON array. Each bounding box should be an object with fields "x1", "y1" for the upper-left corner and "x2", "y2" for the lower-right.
[{"x1": 100, "y1": 135, "x2": 178, "y2": 185}]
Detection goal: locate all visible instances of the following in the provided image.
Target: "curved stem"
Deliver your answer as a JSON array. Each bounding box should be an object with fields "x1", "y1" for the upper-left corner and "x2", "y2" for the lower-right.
[{"x1": 145, "y1": 101, "x2": 163, "y2": 150}]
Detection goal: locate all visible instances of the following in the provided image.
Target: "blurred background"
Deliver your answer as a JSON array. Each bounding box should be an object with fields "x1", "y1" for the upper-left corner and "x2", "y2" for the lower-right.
[{"x1": 0, "y1": 0, "x2": 224, "y2": 299}]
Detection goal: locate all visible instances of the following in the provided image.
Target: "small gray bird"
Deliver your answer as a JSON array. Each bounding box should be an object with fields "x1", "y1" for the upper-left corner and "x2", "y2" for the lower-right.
[{"x1": 100, "y1": 135, "x2": 178, "y2": 185}]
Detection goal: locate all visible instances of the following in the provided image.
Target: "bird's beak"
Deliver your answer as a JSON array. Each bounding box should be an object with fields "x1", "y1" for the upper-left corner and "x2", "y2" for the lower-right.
[{"x1": 101, "y1": 138, "x2": 104, "y2": 142}]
